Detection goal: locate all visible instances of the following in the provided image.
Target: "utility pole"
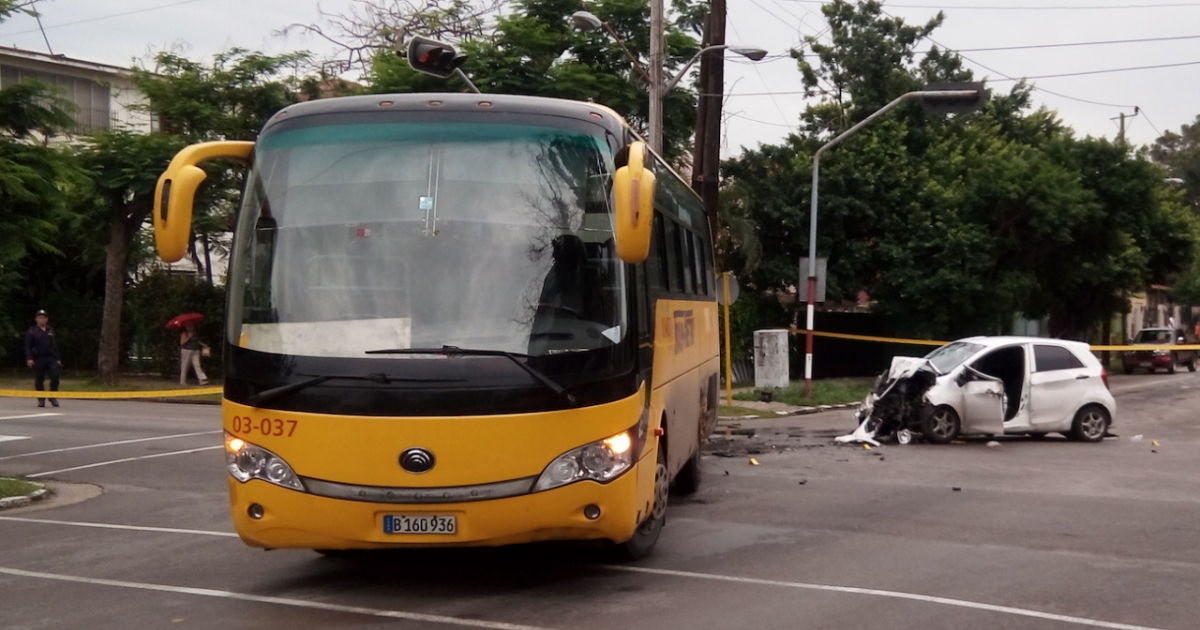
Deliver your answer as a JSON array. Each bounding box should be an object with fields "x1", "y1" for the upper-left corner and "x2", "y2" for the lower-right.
[
  {"x1": 648, "y1": 0, "x2": 665, "y2": 155},
  {"x1": 692, "y1": 0, "x2": 726, "y2": 242}
]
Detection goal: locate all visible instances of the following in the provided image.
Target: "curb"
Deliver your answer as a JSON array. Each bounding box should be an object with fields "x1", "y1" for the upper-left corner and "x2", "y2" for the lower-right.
[
  {"x1": 0, "y1": 482, "x2": 51, "y2": 510},
  {"x1": 719, "y1": 403, "x2": 859, "y2": 422}
]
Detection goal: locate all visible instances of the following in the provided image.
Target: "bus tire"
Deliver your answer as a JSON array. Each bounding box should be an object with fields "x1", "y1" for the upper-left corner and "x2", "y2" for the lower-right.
[
  {"x1": 672, "y1": 449, "x2": 701, "y2": 495},
  {"x1": 610, "y1": 443, "x2": 668, "y2": 562}
]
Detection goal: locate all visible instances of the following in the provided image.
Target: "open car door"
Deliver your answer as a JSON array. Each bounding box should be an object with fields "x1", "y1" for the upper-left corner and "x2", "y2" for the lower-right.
[{"x1": 960, "y1": 367, "x2": 1005, "y2": 436}]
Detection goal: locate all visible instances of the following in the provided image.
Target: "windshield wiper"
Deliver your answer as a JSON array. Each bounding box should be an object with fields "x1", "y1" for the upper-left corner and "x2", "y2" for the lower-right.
[
  {"x1": 248, "y1": 372, "x2": 465, "y2": 407},
  {"x1": 366, "y1": 346, "x2": 578, "y2": 405}
]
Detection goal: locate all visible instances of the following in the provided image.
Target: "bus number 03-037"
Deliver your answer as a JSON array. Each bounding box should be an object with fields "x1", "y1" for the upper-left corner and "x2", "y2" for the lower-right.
[{"x1": 231, "y1": 415, "x2": 297, "y2": 437}]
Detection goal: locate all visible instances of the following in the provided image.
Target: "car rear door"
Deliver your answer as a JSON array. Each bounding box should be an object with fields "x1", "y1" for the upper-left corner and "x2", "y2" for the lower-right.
[{"x1": 1029, "y1": 344, "x2": 1090, "y2": 428}]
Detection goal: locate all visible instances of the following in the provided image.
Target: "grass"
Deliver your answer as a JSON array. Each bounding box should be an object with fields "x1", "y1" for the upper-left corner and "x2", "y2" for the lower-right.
[
  {"x1": 733, "y1": 377, "x2": 874, "y2": 407},
  {"x1": 0, "y1": 370, "x2": 221, "y2": 403},
  {"x1": 718, "y1": 405, "x2": 763, "y2": 417},
  {"x1": 0, "y1": 477, "x2": 41, "y2": 499}
]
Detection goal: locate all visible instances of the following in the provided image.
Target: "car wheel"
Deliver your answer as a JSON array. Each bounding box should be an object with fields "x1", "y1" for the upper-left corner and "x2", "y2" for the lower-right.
[
  {"x1": 1168, "y1": 355, "x2": 1176, "y2": 375},
  {"x1": 922, "y1": 406, "x2": 960, "y2": 444},
  {"x1": 610, "y1": 443, "x2": 668, "y2": 561},
  {"x1": 1070, "y1": 405, "x2": 1110, "y2": 443},
  {"x1": 1123, "y1": 365, "x2": 1134, "y2": 375},
  {"x1": 672, "y1": 449, "x2": 702, "y2": 495},
  {"x1": 1188, "y1": 360, "x2": 1197, "y2": 373}
]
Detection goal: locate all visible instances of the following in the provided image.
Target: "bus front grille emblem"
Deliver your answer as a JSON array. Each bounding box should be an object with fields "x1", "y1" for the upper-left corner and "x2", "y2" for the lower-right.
[{"x1": 399, "y1": 448, "x2": 436, "y2": 474}]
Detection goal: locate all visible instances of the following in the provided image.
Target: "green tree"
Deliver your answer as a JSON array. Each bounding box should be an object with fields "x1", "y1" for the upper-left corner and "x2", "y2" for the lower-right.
[{"x1": 0, "y1": 82, "x2": 86, "y2": 355}]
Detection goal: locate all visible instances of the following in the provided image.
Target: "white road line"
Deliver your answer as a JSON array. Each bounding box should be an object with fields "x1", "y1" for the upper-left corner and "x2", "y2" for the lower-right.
[
  {"x1": 0, "y1": 435, "x2": 31, "y2": 443},
  {"x1": 26, "y1": 445, "x2": 222, "y2": 478},
  {"x1": 0, "y1": 430, "x2": 221, "y2": 462},
  {"x1": 0, "y1": 413, "x2": 61, "y2": 421},
  {"x1": 0, "y1": 517, "x2": 1164, "y2": 630},
  {"x1": 0, "y1": 566, "x2": 556, "y2": 630},
  {"x1": 606, "y1": 566, "x2": 1166, "y2": 630},
  {"x1": 0, "y1": 516, "x2": 238, "y2": 537}
]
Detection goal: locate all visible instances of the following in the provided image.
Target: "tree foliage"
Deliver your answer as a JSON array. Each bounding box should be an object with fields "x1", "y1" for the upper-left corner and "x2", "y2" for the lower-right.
[{"x1": 723, "y1": 0, "x2": 1197, "y2": 341}]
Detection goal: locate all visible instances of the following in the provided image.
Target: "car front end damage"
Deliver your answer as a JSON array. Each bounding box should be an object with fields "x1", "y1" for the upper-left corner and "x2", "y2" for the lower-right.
[{"x1": 836, "y1": 357, "x2": 939, "y2": 446}]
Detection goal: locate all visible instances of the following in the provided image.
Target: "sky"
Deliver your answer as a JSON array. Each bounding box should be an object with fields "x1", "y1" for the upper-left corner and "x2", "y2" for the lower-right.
[{"x1": 1, "y1": 0, "x2": 1198, "y2": 157}]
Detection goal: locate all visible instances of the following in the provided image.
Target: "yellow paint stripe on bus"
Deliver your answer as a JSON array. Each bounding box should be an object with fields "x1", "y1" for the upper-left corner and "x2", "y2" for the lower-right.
[{"x1": 0, "y1": 387, "x2": 221, "y2": 399}]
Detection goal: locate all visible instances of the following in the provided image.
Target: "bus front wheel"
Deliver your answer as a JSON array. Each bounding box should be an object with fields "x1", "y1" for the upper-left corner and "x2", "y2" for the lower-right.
[{"x1": 610, "y1": 443, "x2": 668, "y2": 561}]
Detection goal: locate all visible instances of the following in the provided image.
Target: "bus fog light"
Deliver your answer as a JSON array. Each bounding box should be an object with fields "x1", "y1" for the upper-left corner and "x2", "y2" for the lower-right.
[
  {"x1": 534, "y1": 425, "x2": 640, "y2": 492},
  {"x1": 224, "y1": 432, "x2": 305, "y2": 492},
  {"x1": 583, "y1": 504, "x2": 601, "y2": 520},
  {"x1": 248, "y1": 503, "x2": 265, "y2": 520}
]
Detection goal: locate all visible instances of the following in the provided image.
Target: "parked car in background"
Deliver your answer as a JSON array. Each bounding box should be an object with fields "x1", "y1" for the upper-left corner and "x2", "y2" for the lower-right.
[
  {"x1": 1122, "y1": 328, "x2": 1197, "y2": 375},
  {"x1": 841, "y1": 337, "x2": 1116, "y2": 445}
]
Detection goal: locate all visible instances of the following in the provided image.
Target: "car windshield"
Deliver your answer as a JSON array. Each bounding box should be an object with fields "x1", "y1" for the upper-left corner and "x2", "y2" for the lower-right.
[
  {"x1": 225, "y1": 118, "x2": 626, "y2": 360},
  {"x1": 1133, "y1": 329, "x2": 1173, "y2": 343},
  {"x1": 923, "y1": 341, "x2": 986, "y2": 374}
]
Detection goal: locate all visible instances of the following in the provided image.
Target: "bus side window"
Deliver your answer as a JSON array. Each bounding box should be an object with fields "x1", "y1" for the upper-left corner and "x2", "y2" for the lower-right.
[
  {"x1": 687, "y1": 231, "x2": 701, "y2": 295},
  {"x1": 690, "y1": 231, "x2": 708, "y2": 296},
  {"x1": 668, "y1": 220, "x2": 689, "y2": 294},
  {"x1": 664, "y1": 218, "x2": 682, "y2": 293},
  {"x1": 650, "y1": 213, "x2": 669, "y2": 292}
]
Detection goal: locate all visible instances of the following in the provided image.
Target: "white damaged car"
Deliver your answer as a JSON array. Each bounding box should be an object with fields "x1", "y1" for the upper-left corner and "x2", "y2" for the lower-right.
[{"x1": 838, "y1": 336, "x2": 1117, "y2": 445}]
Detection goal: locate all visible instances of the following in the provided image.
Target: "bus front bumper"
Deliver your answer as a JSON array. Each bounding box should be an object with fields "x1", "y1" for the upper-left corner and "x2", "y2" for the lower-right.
[{"x1": 227, "y1": 465, "x2": 645, "y2": 550}]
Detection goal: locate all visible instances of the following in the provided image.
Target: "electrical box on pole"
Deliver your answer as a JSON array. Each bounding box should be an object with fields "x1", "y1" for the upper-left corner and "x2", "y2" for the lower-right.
[{"x1": 798, "y1": 257, "x2": 827, "y2": 303}]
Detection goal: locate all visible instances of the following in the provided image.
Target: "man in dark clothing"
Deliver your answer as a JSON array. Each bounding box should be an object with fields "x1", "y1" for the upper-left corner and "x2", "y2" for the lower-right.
[{"x1": 24, "y1": 309, "x2": 61, "y2": 408}]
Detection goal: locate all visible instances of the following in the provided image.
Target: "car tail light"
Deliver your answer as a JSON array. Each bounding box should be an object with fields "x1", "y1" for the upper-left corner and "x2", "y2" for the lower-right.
[{"x1": 1101, "y1": 367, "x2": 1110, "y2": 391}]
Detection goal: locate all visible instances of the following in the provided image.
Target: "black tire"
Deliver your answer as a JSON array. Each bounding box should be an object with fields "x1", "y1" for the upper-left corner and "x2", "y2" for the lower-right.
[
  {"x1": 1188, "y1": 359, "x2": 1197, "y2": 373},
  {"x1": 1168, "y1": 354, "x2": 1176, "y2": 375},
  {"x1": 672, "y1": 449, "x2": 701, "y2": 495},
  {"x1": 1123, "y1": 365, "x2": 1134, "y2": 375},
  {"x1": 610, "y1": 444, "x2": 668, "y2": 562},
  {"x1": 922, "y1": 406, "x2": 961, "y2": 444},
  {"x1": 1070, "y1": 405, "x2": 1110, "y2": 443}
]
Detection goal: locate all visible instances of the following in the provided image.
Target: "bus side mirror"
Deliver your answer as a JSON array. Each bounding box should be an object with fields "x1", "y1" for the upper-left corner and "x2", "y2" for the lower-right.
[
  {"x1": 154, "y1": 141, "x2": 255, "y2": 262},
  {"x1": 612, "y1": 141, "x2": 655, "y2": 264}
]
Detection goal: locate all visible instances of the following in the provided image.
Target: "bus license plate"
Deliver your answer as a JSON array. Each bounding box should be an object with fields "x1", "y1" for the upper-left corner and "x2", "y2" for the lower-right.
[{"x1": 383, "y1": 514, "x2": 457, "y2": 535}]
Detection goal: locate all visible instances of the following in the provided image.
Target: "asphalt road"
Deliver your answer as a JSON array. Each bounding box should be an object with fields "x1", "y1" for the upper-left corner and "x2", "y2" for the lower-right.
[{"x1": 1, "y1": 371, "x2": 1198, "y2": 630}]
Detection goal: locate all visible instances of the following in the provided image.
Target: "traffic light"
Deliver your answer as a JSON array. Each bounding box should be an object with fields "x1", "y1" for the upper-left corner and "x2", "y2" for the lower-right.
[
  {"x1": 406, "y1": 36, "x2": 468, "y2": 79},
  {"x1": 919, "y1": 82, "x2": 988, "y2": 115}
]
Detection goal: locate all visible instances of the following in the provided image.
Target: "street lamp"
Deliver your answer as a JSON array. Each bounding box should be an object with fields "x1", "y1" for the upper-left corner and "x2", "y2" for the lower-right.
[
  {"x1": 802, "y1": 83, "x2": 988, "y2": 398},
  {"x1": 570, "y1": 9, "x2": 765, "y2": 154}
]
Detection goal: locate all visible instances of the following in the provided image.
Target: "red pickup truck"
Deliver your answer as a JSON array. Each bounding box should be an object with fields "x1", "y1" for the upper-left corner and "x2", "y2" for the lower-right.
[{"x1": 1122, "y1": 328, "x2": 1198, "y2": 374}]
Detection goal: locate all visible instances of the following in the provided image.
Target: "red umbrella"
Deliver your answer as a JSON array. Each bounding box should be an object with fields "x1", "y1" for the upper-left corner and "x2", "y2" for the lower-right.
[{"x1": 166, "y1": 312, "x2": 205, "y2": 330}]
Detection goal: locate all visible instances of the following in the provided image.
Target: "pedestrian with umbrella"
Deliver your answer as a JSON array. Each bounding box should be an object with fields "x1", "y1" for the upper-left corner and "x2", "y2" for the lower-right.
[{"x1": 169, "y1": 313, "x2": 209, "y2": 386}]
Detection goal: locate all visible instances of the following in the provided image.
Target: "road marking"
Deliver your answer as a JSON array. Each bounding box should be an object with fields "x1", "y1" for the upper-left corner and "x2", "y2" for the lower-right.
[
  {"x1": 0, "y1": 566, "x2": 555, "y2": 630},
  {"x1": 0, "y1": 430, "x2": 221, "y2": 462},
  {"x1": 0, "y1": 413, "x2": 61, "y2": 421},
  {"x1": 0, "y1": 516, "x2": 1165, "y2": 630},
  {"x1": 26, "y1": 445, "x2": 222, "y2": 478},
  {"x1": 0, "y1": 516, "x2": 238, "y2": 538},
  {"x1": 605, "y1": 565, "x2": 1165, "y2": 630},
  {"x1": 0, "y1": 435, "x2": 31, "y2": 443}
]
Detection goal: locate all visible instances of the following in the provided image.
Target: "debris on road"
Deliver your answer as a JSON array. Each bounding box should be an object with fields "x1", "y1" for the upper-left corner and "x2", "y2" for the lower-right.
[
  {"x1": 1131, "y1": 434, "x2": 1144, "y2": 442},
  {"x1": 749, "y1": 458, "x2": 760, "y2": 466},
  {"x1": 1152, "y1": 440, "x2": 1160, "y2": 447},
  {"x1": 987, "y1": 441, "x2": 1001, "y2": 447},
  {"x1": 952, "y1": 487, "x2": 962, "y2": 491}
]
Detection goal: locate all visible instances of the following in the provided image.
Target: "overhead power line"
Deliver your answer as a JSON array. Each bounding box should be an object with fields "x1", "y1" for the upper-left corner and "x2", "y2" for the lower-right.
[
  {"x1": 988, "y1": 59, "x2": 1200, "y2": 81},
  {"x1": 786, "y1": 0, "x2": 1200, "y2": 9},
  {"x1": 0, "y1": 0, "x2": 205, "y2": 38}
]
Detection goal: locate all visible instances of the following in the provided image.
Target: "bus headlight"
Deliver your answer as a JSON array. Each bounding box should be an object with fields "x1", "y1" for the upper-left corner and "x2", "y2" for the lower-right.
[
  {"x1": 534, "y1": 427, "x2": 639, "y2": 492},
  {"x1": 224, "y1": 432, "x2": 304, "y2": 491}
]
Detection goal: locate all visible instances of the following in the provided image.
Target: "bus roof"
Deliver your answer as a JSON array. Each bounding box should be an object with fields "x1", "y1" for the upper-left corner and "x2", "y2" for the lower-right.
[{"x1": 263, "y1": 93, "x2": 631, "y2": 137}]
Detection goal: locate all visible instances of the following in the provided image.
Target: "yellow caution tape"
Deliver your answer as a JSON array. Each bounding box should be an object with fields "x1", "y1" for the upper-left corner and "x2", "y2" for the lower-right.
[
  {"x1": 0, "y1": 387, "x2": 221, "y2": 399},
  {"x1": 786, "y1": 328, "x2": 1200, "y2": 352}
]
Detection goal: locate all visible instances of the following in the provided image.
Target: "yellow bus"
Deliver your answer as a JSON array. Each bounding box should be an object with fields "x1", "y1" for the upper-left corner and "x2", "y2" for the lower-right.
[{"x1": 153, "y1": 93, "x2": 720, "y2": 559}]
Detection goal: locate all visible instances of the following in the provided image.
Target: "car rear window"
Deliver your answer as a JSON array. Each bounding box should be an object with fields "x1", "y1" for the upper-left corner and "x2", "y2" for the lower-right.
[{"x1": 1034, "y1": 345, "x2": 1086, "y2": 372}]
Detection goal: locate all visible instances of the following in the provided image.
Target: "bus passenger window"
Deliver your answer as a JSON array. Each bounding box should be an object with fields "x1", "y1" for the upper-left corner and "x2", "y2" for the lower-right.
[
  {"x1": 651, "y1": 213, "x2": 669, "y2": 291},
  {"x1": 668, "y1": 220, "x2": 688, "y2": 294},
  {"x1": 686, "y1": 231, "x2": 700, "y2": 295}
]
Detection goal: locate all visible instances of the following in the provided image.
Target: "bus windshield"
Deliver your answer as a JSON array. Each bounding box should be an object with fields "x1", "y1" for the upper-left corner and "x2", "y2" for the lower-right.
[{"x1": 227, "y1": 119, "x2": 625, "y2": 360}]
